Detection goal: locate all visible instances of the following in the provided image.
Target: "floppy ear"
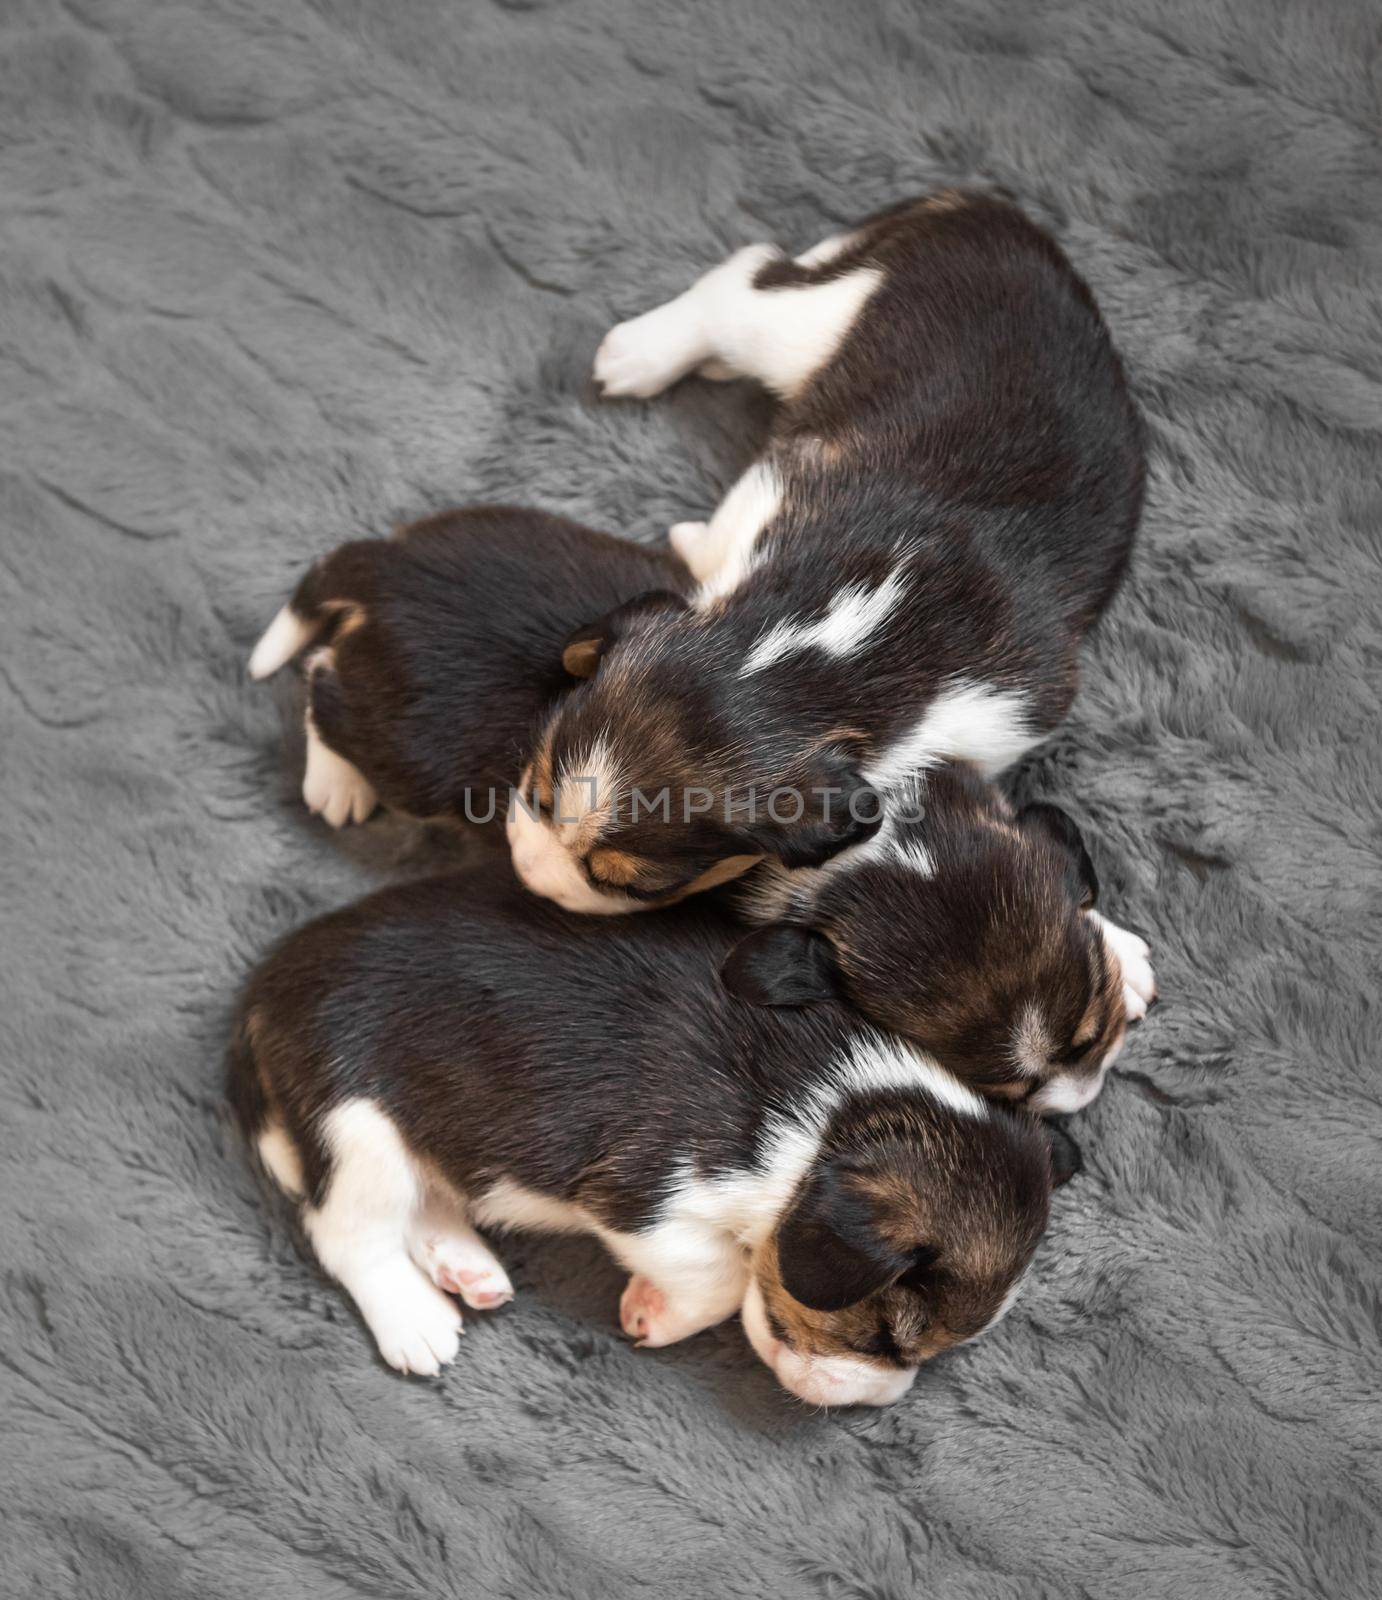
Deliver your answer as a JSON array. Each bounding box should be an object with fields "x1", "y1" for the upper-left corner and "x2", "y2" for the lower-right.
[
  {"x1": 1041, "y1": 1117, "x2": 1084, "y2": 1188},
  {"x1": 749, "y1": 742, "x2": 884, "y2": 870},
  {"x1": 1019, "y1": 802, "x2": 1099, "y2": 909},
  {"x1": 721, "y1": 925, "x2": 841, "y2": 1008},
  {"x1": 775, "y1": 1160, "x2": 916, "y2": 1312},
  {"x1": 561, "y1": 589, "x2": 689, "y2": 679}
]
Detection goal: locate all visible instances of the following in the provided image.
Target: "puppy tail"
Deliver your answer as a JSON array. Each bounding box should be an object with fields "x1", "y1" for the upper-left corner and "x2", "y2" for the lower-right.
[{"x1": 248, "y1": 601, "x2": 322, "y2": 680}]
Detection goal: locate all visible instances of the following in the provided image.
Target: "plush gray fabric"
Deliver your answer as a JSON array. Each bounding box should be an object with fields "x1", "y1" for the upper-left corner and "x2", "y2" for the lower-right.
[{"x1": 3, "y1": 1, "x2": 1379, "y2": 1596}]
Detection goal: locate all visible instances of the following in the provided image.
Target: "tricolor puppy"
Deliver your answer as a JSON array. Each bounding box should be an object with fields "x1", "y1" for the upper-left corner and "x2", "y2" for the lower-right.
[
  {"x1": 247, "y1": 505, "x2": 687, "y2": 827},
  {"x1": 509, "y1": 191, "x2": 1155, "y2": 1102},
  {"x1": 726, "y1": 763, "x2": 1157, "y2": 1114},
  {"x1": 230, "y1": 863, "x2": 1074, "y2": 1407}
]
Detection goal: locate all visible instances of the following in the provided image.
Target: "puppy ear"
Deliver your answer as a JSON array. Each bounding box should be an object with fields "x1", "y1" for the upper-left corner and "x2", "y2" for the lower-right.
[
  {"x1": 749, "y1": 742, "x2": 884, "y2": 870},
  {"x1": 561, "y1": 589, "x2": 688, "y2": 678},
  {"x1": 721, "y1": 925, "x2": 841, "y2": 1008},
  {"x1": 776, "y1": 1161, "x2": 913, "y2": 1312},
  {"x1": 1019, "y1": 802, "x2": 1099, "y2": 909},
  {"x1": 1041, "y1": 1117, "x2": 1084, "y2": 1188}
]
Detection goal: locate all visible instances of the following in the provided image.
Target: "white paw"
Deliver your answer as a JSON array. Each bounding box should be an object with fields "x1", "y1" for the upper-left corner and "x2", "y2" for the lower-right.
[
  {"x1": 593, "y1": 303, "x2": 706, "y2": 399},
  {"x1": 412, "y1": 1232, "x2": 514, "y2": 1312},
  {"x1": 697, "y1": 356, "x2": 738, "y2": 381},
  {"x1": 302, "y1": 729, "x2": 377, "y2": 828},
  {"x1": 371, "y1": 1288, "x2": 463, "y2": 1377},
  {"x1": 618, "y1": 1274, "x2": 720, "y2": 1349},
  {"x1": 619, "y1": 1274, "x2": 673, "y2": 1346},
  {"x1": 668, "y1": 520, "x2": 710, "y2": 564},
  {"x1": 1091, "y1": 912, "x2": 1158, "y2": 1022}
]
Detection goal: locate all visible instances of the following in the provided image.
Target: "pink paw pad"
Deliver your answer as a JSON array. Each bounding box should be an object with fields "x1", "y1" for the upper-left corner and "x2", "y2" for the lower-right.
[
  {"x1": 435, "y1": 1264, "x2": 513, "y2": 1310},
  {"x1": 619, "y1": 1276, "x2": 668, "y2": 1343}
]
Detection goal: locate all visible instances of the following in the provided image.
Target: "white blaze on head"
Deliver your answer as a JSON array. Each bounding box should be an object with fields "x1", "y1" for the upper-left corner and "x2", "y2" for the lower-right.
[{"x1": 507, "y1": 743, "x2": 642, "y2": 916}]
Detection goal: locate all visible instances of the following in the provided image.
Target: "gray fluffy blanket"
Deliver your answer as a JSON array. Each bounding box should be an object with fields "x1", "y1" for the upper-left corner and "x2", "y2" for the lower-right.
[{"x1": 3, "y1": 2, "x2": 1379, "y2": 1597}]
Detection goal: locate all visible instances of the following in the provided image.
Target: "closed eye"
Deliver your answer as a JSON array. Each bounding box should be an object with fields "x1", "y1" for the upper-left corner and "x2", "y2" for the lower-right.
[{"x1": 852, "y1": 1325, "x2": 907, "y2": 1366}]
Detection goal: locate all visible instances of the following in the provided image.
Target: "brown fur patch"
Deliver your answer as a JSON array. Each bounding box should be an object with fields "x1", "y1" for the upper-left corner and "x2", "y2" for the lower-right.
[
  {"x1": 921, "y1": 188, "x2": 968, "y2": 214},
  {"x1": 587, "y1": 847, "x2": 643, "y2": 887},
  {"x1": 753, "y1": 1241, "x2": 949, "y2": 1370},
  {"x1": 669, "y1": 852, "x2": 764, "y2": 898}
]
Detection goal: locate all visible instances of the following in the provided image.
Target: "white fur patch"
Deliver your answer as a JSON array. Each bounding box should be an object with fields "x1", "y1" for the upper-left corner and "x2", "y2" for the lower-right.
[
  {"x1": 304, "y1": 1100, "x2": 462, "y2": 1377},
  {"x1": 596, "y1": 243, "x2": 883, "y2": 406},
  {"x1": 727, "y1": 262, "x2": 884, "y2": 399},
  {"x1": 691, "y1": 462, "x2": 785, "y2": 602},
  {"x1": 888, "y1": 837, "x2": 935, "y2": 875},
  {"x1": 865, "y1": 680, "x2": 1038, "y2": 788},
  {"x1": 256, "y1": 1122, "x2": 304, "y2": 1199},
  {"x1": 740, "y1": 569, "x2": 908, "y2": 675},
  {"x1": 469, "y1": 1177, "x2": 593, "y2": 1235},
  {"x1": 249, "y1": 605, "x2": 316, "y2": 680},
  {"x1": 1088, "y1": 910, "x2": 1158, "y2": 1021},
  {"x1": 302, "y1": 706, "x2": 377, "y2": 827},
  {"x1": 1033, "y1": 1058, "x2": 1112, "y2": 1116},
  {"x1": 1012, "y1": 1002, "x2": 1051, "y2": 1079},
  {"x1": 795, "y1": 230, "x2": 862, "y2": 267},
  {"x1": 408, "y1": 1192, "x2": 514, "y2": 1311},
  {"x1": 828, "y1": 1035, "x2": 987, "y2": 1121}
]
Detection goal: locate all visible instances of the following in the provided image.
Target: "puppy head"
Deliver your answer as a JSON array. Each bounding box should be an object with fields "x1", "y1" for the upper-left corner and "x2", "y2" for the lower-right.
[
  {"x1": 508, "y1": 595, "x2": 882, "y2": 913},
  {"x1": 742, "y1": 1089, "x2": 1053, "y2": 1407},
  {"x1": 724, "y1": 768, "x2": 1131, "y2": 1112}
]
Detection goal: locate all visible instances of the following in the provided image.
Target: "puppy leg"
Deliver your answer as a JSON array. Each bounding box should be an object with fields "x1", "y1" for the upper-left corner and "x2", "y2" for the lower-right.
[
  {"x1": 593, "y1": 250, "x2": 770, "y2": 400},
  {"x1": 612, "y1": 1224, "x2": 749, "y2": 1348},
  {"x1": 1088, "y1": 910, "x2": 1158, "y2": 1021},
  {"x1": 683, "y1": 461, "x2": 785, "y2": 598},
  {"x1": 301, "y1": 650, "x2": 377, "y2": 827},
  {"x1": 304, "y1": 1101, "x2": 462, "y2": 1377},
  {"x1": 668, "y1": 521, "x2": 712, "y2": 572},
  {"x1": 409, "y1": 1189, "x2": 514, "y2": 1312},
  {"x1": 595, "y1": 243, "x2": 883, "y2": 402}
]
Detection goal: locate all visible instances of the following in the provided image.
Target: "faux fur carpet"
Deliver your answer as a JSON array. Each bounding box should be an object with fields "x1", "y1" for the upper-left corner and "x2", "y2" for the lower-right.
[{"x1": 3, "y1": 2, "x2": 1380, "y2": 1596}]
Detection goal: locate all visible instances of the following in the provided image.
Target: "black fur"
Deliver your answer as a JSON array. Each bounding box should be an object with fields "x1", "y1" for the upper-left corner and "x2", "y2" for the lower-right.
[
  {"x1": 726, "y1": 762, "x2": 1128, "y2": 1101},
  {"x1": 542, "y1": 191, "x2": 1144, "y2": 881},
  {"x1": 267, "y1": 505, "x2": 689, "y2": 821},
  {"x1": 231, "y1": 861, "x2": 1056, "y2": 1330}
]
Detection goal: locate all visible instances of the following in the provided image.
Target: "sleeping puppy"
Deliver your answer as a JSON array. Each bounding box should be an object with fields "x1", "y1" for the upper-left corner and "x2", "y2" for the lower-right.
[
  {"x1": 230, "y1": 862, "x2": 1073, "y2": 1407},
  {"x1": 247, "y1": 505, "x2": 687, "y2": 827},
  {"x1": 726, "y1": 764, "x2": 1156, "y2": 1114},
  {"x1": 508, "y1": 190, "x2": 1155, "y2": 1099}
]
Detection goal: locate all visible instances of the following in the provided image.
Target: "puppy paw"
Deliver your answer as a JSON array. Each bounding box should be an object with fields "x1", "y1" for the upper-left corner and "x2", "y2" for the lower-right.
[
  {"x1": 413, "y1": 1233, "x2": 514, "y2": 1312},
  {"x1": 593, "y1": 305, "x2": 706, "y2": 399},
  {"x1": 1092, "y1": 913, "x2": 1158, "y2": 1022},
  {"x1": 668, "y1": 520, "x2": 710, "y2": 564},
  {"x1": 302, "y1": 735, "x2": 378, "y2": 828},
  {"x1": 619, "y1": 1275, "x2": 670, "y2": 1345},
  {"x1": 371, "y1": 1288, "x2": 463, "y2": 1377}
]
